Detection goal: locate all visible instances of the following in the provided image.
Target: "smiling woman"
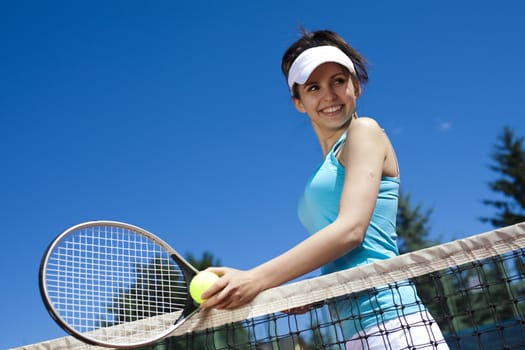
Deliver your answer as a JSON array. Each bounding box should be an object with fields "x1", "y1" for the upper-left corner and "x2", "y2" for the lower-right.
[
  {"x1": 290, "y1": 61, "x2": 361, "y2": 151},
  {"x1": 200, "y1": 28, "x2": 450, "y2": 350}
]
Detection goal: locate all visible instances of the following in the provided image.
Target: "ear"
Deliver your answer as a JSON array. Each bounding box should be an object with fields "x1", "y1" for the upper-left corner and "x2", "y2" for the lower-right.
[
  {"x1": 292, "y1": 96, "x2": 306, "y2": 113},
  {"x1": 353, "y1": 80, "x2": 362, "y2": 98}
]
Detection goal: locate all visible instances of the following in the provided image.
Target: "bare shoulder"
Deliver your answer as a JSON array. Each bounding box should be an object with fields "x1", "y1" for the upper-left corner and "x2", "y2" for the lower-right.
[
  {"x1": 347, "y1": 116, "x2": 383, "y2": 135},
  {"x1": 339, "y1": 116, "x2": 387, "y2": 166}
]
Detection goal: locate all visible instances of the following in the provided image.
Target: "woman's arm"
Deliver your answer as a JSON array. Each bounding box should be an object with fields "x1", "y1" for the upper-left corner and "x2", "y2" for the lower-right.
[{"x1": 201, "y1": 118, "x2": 387, "y2": 309}]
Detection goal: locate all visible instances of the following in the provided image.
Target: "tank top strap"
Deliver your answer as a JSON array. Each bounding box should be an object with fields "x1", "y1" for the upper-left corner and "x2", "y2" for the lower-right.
[{"x1": 332, "y1": 132, "x2": 347, "y2": 159}]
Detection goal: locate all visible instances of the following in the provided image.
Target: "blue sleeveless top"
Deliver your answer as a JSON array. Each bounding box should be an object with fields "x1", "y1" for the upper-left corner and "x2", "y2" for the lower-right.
[{"x1": 297, "y1": 132, "x2": 423, "y2": 337}]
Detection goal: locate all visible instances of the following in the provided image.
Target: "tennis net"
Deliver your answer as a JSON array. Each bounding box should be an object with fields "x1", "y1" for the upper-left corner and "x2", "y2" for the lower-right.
[{"x1": 16, "y1": 222, "x2": 525, "y2": 349}]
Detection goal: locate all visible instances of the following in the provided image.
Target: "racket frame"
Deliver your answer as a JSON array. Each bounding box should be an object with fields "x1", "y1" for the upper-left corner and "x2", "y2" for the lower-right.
[{"x1": 39, "y1": 220, "x2": 200, "y2": 348}]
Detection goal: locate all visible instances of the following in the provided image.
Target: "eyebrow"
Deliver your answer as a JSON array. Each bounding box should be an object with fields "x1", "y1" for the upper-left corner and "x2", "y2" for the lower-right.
[{"x1": 303, "y1": 71, "x2": 348, "y2": 87}]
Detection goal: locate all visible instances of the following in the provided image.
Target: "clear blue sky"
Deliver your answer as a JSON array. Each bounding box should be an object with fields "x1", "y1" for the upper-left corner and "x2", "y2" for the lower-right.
[{"x1": 2, "y1": 1, "x2": 524, "y2": 348}]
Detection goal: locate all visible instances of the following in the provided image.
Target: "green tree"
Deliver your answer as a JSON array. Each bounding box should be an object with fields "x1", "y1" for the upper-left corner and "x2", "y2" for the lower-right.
[
  {"x1": 395, "y1": 191, "x2": 456, "y2": 334},
  {"x1": 396, "y1": 191, "x2": 438, "y2": 253},
  {"x1": 476, "y1": 126, "x2": 525, "y2": 330},
  {"x1": 107, "y1": 257, "x2": 186, "y2": 324},
  {"x1": 481, "y1": 126, "x2": 525, "y2": 227},
  {"x1": 424, "y1": 127, "x2": 525, "y2": 343},
  {"x1": 105, "y1": 251, "x2": 250, "y2": 349},
  {"x1": 164, "y1": 252, "x2": 251, "y2": 349},
  {"x1": 185, "y1": 250, "x2": 220, "y2": 271}
]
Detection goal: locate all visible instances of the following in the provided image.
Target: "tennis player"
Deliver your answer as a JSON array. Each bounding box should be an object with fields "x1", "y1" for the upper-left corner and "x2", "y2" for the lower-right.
[{"x1": 202, "y1": 29, "x2": 449, "y2": 349}]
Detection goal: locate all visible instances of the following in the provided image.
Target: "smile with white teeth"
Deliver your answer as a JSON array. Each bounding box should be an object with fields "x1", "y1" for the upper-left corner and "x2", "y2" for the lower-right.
[{"x1": 321, "y1": 105, "x2": 343, "y2": 114}]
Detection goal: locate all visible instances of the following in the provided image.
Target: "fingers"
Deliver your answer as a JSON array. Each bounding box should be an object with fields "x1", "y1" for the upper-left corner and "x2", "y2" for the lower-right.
[
  {"x1": 197, "y1": 267, "x2": 258, "y2": 310},
  {"x1": 198, "y1": 267, "x2": 235, "y2": 308},
  {"x1": 200, "y1": 272, "x2": 227, "y2": 300},
  {"x1": 202, "y1": 291, "x2": 249, "y2": 310},
  {"x1": 201, "y1": 279, "x2": 242, "y2": 309},
  {"x1": 205, "y1": 266, "x2": 226, "y2": 275}
]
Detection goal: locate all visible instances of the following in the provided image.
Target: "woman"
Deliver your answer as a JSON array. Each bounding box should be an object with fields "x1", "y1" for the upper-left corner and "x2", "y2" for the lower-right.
[{"x1": 201, "y1": 29, "x2": 449, "y2": 349}]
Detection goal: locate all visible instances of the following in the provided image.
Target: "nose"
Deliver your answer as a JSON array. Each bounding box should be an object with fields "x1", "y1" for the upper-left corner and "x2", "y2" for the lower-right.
[{"x1": 322, "y1": 86, "x2": 337, "y2": 101}]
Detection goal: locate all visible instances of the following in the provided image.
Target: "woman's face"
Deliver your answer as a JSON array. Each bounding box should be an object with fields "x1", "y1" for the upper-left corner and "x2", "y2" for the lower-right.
[{"x1": 293, "y1": 62, "x2": 360, "y2": 133}]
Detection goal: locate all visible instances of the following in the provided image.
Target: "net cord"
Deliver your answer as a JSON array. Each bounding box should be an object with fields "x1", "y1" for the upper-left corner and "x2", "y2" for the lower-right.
[{"x1": 15, "y1": 222, "x2": 525, "y2": 350}]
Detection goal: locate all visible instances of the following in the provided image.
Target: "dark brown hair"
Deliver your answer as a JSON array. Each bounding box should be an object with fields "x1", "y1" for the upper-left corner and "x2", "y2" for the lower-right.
[{"x1": 282, "y1": 29, "x2": 369, "y2": 98}]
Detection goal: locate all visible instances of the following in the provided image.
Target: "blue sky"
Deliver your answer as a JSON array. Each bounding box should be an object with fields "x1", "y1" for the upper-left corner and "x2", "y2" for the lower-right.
[{"x1": 2, "y1": 1, "x2": 524, "y2": 348}]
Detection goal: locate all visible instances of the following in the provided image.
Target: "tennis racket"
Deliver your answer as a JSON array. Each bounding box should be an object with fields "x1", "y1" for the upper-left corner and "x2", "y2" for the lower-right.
[{"x1": 39, "y1": 220, "x2": 201, "y2": 348}]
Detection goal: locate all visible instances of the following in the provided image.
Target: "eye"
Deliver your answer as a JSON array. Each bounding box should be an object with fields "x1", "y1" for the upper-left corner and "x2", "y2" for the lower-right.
[
  {"x1": 333, "y1": 76, "x2": 347, "y2": 86},
  {"x1": 305, "y1": 84, "x2": 320, "y2": 93}
]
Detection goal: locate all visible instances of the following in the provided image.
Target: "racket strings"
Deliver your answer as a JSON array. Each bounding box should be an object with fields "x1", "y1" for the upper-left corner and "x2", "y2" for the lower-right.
[{"x1": 43, "y1": 224, "x2": 188, "y2": 343}]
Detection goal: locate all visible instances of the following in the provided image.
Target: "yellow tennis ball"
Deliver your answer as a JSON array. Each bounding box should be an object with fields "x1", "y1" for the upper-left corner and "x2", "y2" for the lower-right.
[{"x1": 189, "y1": 271, "x2": 219, "y2": 304}]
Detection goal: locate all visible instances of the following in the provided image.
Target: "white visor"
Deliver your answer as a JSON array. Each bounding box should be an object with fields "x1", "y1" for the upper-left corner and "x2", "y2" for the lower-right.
[{"x1": 287, "y1": 45, "x2": 356, "y2": 92}]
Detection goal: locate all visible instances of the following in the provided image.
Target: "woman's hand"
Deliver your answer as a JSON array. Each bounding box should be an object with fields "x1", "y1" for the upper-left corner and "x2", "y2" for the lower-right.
[{"x1": 199, "y1": 267, "x2": 265, "y2": 310}]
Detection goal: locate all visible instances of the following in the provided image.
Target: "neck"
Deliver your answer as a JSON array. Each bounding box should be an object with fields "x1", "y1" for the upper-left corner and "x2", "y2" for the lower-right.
[
  {"x1": 316, "y1": 129, "x2": 346, "y2": 156},
  {"x1": 314, "y1": 113, "x2": 356, "y2": 156}
]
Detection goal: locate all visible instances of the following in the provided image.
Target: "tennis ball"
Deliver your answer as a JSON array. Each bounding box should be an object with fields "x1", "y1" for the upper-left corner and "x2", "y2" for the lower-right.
[{"x1": 189, "y1": 271, "x2": 219, "y2": 304}]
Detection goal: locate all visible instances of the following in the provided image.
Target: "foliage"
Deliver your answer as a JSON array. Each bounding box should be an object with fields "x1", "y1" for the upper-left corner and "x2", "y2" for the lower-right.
[
  {"x1": 419, "y1": 126, "x2": 525, "y2": 341},
  {"x1": 185, "y1": 250, "x2": 221, "y2": 271},
  {"x1": 415, "y1": 255, "x2": 525, "y2": 338},
  {"x1": 481, "y1": 126, "x2": 525, "y2": 227},
  {"x1": 106, "y1": 251, "x2": 250, "y2": 349},
  {"x1": 106, "y1": 257, "x2": 185, "y2": 324},
  {"x1": 396, "y1": 191, "x2": 437, "y2": 254}
]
